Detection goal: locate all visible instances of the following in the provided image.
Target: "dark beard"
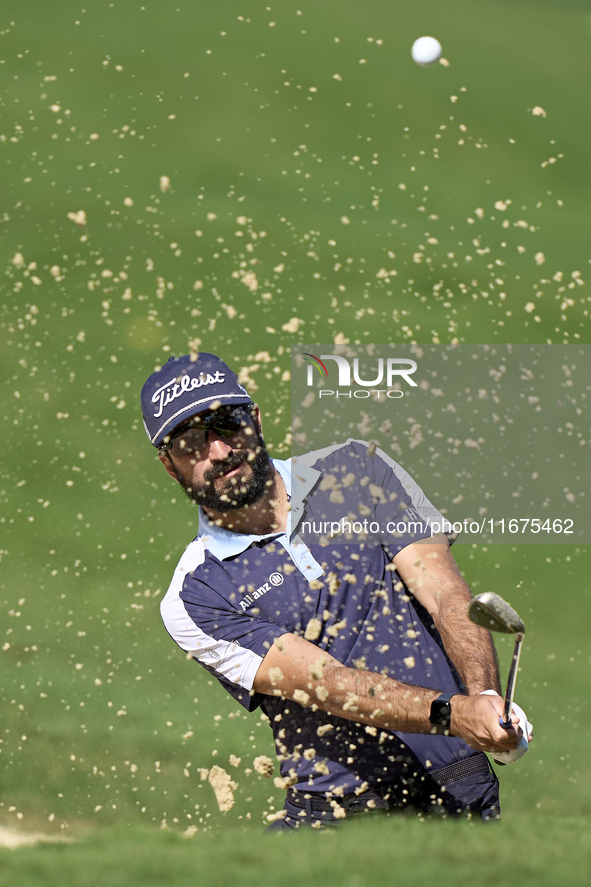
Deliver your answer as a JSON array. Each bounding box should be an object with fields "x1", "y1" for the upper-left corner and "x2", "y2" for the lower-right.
[{"x1": 175, "y1": 437, "x2": 272, "y2": 511}]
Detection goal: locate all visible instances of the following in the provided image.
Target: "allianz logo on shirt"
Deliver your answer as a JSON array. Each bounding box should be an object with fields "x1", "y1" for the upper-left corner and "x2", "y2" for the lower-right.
[{"x1": 239, "y1": 571, "x2": 284, "y2": 612}]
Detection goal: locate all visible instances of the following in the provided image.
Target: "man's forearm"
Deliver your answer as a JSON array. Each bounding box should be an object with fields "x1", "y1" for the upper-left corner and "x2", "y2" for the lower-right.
[
  {"x1": 304, "y1": 665, "x2": 441, "y2": 733},
  {"x1": 394, "y1": 540, "x2": 502, "y2": 695},
  {"x1": 259, "y1": 637, "x2": 441, "y2": 732},
  {"x1": 432, "y1": 584, "x2": 501, "y2": 695}
]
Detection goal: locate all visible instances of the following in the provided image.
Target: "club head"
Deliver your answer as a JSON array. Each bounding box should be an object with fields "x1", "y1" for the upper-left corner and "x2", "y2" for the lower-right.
[{"x1": 468, "y1": 592, "x2": 526, "y2": 635}]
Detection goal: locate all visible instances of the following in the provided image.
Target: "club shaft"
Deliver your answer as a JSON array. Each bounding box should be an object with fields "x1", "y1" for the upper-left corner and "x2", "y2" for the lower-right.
[{"x1": 503, "y1": 632, "x2": 524, "y2": 725}]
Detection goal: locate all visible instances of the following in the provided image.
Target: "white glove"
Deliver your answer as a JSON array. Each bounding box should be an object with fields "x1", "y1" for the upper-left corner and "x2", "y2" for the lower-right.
[{"x1": 480, "y1": 690, "x2": 533, "y2": 765}]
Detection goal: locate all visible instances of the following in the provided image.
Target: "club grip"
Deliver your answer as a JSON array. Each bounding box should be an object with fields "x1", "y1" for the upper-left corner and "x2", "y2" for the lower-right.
[{"x1": 500, "y1": 716, "x2": 513, "y2": 729}]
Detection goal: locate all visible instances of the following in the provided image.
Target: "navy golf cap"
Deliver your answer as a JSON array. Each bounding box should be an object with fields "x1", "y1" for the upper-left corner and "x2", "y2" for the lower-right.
[{"x1": 141, "y1": 353, "x2": 252, "y2": 447}]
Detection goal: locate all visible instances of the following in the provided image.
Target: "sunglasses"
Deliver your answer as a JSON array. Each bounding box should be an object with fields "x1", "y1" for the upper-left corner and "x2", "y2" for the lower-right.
[{"x1": 159, "y1": 404, "x2": 255, "y2": 456}]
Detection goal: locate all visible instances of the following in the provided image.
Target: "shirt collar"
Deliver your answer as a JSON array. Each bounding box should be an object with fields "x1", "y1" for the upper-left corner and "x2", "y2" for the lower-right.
[{"x1": 197, "y1": 457, "x2": 319, "y2": 560}]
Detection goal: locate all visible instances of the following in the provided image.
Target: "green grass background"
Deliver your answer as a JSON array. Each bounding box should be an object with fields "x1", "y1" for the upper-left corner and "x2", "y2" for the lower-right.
[{"x1": 1, "y1": 0, "x2": 590, "y2": 883}]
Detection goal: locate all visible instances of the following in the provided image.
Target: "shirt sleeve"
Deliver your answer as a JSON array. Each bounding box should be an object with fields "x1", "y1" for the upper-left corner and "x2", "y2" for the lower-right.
[
  {"x1": 361, "y1": 441, "x2": 455, "y2": 557},
  {"x1": 297, "y1": 438, "x2": 454, "y2": 556},
  {"x1": 161, "y1": 552, "x2": 286, "y2": 710}
]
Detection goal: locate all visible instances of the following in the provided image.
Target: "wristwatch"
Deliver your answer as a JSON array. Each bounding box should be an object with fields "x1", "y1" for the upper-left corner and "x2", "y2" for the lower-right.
[{"x1": 429, "y1": 693, "x2": 456, "y2": 735}]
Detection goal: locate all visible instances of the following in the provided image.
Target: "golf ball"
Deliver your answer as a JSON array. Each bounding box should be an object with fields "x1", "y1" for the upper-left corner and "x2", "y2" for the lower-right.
[{"x1": 411, "y1": 36, "x2": 442, "y2": 67}]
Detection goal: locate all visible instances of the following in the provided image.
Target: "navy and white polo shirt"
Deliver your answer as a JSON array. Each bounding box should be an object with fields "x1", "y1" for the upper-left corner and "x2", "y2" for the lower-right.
[{"x1": 160, "y1": 439, "x2": 481, "y2": 797}]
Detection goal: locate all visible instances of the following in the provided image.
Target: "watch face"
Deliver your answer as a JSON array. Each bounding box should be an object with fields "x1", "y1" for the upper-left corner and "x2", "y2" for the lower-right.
[
  {"x1": 430, "y1": 697, "x2": 452, "y2": 726},
  {"x1": 434, "y1": 704, "x2": 450, "y2": 724}
]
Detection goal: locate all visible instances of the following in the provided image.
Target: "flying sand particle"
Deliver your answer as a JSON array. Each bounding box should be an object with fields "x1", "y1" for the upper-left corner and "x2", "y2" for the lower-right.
[
  {"x1": 281, "y1": 317, "x2": 303, "y2": 333},
  {"x1": 67, "y1": 210, "x2": 87, "y2": 226},
  {"x1": 304, "y1": 617, "x2": 322, "y2": 641},
  {"x1": 253, "y1": 755, "x2": 274, "y2": 777},
  {"x1": 208, "y1": 765, "x2": 237, "y2": 812}
]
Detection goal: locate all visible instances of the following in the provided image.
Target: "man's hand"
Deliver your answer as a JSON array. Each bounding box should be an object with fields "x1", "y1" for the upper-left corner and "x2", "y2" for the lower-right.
[
  {"x1": 480, "y1": 690, "x2": 533, "y2": 763},
  {"x1": 450, "y1": 694, "x2": 523, "y2": 754}
]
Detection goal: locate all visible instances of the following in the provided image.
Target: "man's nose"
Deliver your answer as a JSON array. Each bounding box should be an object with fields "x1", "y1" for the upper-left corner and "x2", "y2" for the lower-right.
[{"x1": 206, "y1": 432, "x2": 235, "y2": 460}]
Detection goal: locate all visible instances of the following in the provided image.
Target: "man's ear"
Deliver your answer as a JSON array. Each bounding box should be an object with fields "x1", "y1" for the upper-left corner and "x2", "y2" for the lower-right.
[
  {"x1": 250, "y1": 403, "x2": 263, "y2": 435},
  {"x1": 158, "y1": 451, "x2": 180, "y2": 482}
]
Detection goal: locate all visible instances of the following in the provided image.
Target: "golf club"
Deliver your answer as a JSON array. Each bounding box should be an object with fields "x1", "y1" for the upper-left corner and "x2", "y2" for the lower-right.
[{"x1": 467, "y1": 592, "x2": 526, "y2": 728}]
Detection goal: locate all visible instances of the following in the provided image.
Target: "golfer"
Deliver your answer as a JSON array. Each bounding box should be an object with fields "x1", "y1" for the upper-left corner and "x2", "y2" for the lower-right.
[{"x1": 142, "y1": 352, "x2": 528, "y2": 828}]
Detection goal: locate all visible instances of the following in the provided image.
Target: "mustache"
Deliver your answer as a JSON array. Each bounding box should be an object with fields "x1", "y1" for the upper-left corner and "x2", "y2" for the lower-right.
[{"x1": 204, "y1": 450, "x2": 250, "y2": 482}]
